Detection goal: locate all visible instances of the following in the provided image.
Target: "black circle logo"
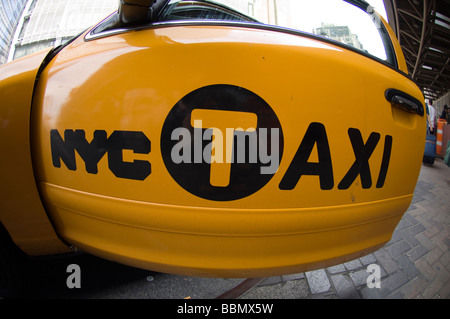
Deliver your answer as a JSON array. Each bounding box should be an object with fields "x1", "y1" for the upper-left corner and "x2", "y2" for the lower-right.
[{"x1": 161, "y1": 85, "x2": 283, "y2": 201}]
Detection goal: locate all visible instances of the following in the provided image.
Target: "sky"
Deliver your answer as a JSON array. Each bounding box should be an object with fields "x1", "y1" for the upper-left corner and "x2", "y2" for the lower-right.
[{"x1": 219, "y1": 0, "x2": 391, "y2": 60}]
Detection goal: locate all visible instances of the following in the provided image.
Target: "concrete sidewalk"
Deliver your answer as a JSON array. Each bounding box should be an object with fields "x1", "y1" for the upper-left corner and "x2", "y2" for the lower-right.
[{"x1": 240, "y1": 158, "x2": 450, "y2": 299}]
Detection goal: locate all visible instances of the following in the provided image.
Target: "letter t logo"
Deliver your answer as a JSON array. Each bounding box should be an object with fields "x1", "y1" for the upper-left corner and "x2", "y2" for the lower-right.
[{"x1": 191, "y1": 109, "x2": 257, "y2": 187}]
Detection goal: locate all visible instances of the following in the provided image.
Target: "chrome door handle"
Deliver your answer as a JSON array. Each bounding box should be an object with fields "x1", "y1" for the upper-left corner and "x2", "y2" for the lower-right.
[{"x1": 385, "y1": 89, "x2": 424, "y2": 116}]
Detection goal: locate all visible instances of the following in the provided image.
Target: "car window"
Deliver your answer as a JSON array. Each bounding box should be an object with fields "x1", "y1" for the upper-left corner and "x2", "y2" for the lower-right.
[
  {"x1": 158, "y1": 0, "x2": 396, "y2": 67},
  {"x1": 160, "y1": 0, "x2": 258, "y2": 22}
]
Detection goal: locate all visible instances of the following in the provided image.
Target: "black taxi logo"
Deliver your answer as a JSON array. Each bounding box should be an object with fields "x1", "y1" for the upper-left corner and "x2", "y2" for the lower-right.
[
  {"x1": 50, "y1": 84, "x2": 392, "y2": 201},
  {"x1": 160, "y1": 85, "x2": 283, "y2": 201}
]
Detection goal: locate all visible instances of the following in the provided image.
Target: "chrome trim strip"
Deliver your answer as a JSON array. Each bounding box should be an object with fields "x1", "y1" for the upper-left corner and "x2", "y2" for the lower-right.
[
  {"x1": 84, "y1": 19, "x2": 404, "y2": 76},
  {"x1": 84, "y1": 19, "x2": 263, "y2": 41}
]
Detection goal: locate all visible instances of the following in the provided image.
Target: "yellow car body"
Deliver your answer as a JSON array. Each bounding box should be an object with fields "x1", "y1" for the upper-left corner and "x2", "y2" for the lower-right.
[{"x1": 0, "y1": 0, "x2": 425, "y2": 280}]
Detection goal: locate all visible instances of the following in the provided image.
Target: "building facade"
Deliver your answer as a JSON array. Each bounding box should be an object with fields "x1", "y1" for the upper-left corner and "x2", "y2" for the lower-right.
[
  {"x1": 5, "y1": 0, "x2": 117, "y2": 63},
  {"x1": 313, "y1": 23, "x2": 364, "y2": 51},
  {"x1": 0, "y1": 0, "x2": 27, "y2": 64},
  {"x1": 2, "y1": 0, "x2": 385, "y2": 64}
]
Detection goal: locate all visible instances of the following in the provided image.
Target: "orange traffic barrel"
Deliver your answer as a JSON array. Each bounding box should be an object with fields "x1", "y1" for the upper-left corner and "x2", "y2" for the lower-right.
[{"x1": 437, "y1": 119, "x2": 446, "y2": 155}]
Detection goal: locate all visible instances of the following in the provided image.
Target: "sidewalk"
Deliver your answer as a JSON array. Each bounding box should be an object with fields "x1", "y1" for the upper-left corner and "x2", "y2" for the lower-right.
[
  {"x1": 240, "y1": 158, "x2": 450, "y2": 299},
  {"x1": 3, "y1": 159, "x2": 447, "y2": 299}
]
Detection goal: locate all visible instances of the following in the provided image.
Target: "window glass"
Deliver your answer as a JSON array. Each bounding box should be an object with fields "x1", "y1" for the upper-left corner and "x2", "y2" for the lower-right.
[
  {"x1": 159, "y1": 0, "x2": 394, "y2": 66},
  {"x1": 160, "y1": 0, "x2": 258, "y2": 22}
]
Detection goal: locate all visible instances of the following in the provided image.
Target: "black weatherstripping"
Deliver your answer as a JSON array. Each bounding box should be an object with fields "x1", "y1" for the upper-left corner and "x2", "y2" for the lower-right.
[
  {"x1": 385, "y1": 89, "x2": 424, "y2": 116},
  {"x1": 345, "y1": 0, "x2": 371, "y2": 11}
]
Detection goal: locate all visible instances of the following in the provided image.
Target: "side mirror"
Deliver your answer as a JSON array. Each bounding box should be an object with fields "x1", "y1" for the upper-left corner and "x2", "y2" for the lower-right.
[
  {"x1": 119, "y1": 0, "x2": 156, "y2": 26},
  {"x1": 89, "y1": 0, "x2": 168, "y2": 36}
]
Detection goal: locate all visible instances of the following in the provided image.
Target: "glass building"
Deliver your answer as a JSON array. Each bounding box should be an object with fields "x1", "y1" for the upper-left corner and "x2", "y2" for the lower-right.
[
  {"x1": 2, "y1": 0, "x2": 387, "y2": 65},
  {"x1": 3, "y1": 0, "x2": 117, "y2": 63},
  {"x1": 313, "y1": 23, "x2": 364, "y2": 50},
  {"x1": 0, "y1": 0, "x2": 27, "y2": 64}
]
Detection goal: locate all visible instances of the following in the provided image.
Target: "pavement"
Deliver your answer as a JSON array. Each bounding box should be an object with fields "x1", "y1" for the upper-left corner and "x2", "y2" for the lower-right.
[
  {"x1": 4, "y1": 158, "x2": 449, "y2": 300},
  {"x1": 238, "y1": 157, "x2": 450, "y2": 299}
]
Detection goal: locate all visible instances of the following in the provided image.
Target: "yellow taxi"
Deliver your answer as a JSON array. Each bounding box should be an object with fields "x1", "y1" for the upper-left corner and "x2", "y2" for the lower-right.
[{"x1": 0, "y1": 0, "x2": 426, "y2": 295}]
